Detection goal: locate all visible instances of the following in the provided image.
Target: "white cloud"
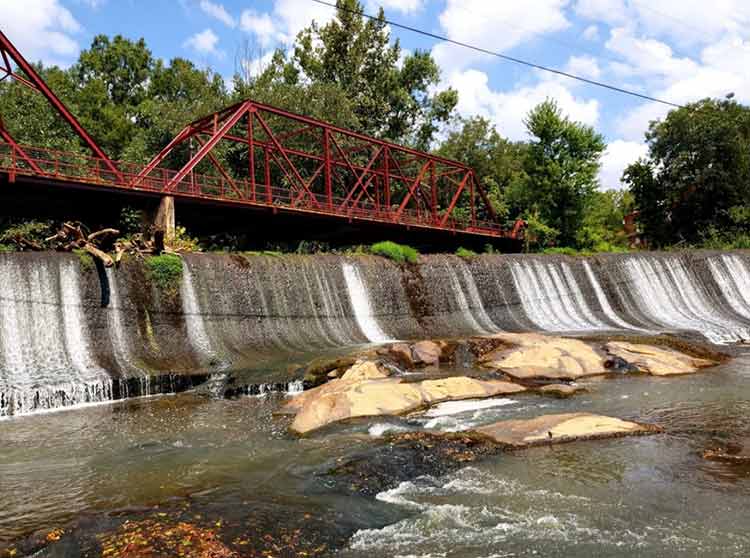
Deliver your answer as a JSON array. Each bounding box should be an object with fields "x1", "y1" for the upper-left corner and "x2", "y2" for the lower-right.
[
  {"x1": 432, "y1": 0, "x2": 570, "y2": 72},
  {"x1": 0, "y1": 0, "x2": 81, "y2": 65},
  {"x1": 565, "y1": 55, "x2": 602, "y2": 79},
  {"x1": 183, "y1": 28, "x2": 223, "y2": 58},
  {"x1": 582, "y1": 24, "x2": 599, "y2": 41},
  {"x1": 199, "y1": 0, "x2": 236, "y2": 28},
  {"x1": 366, "y1": 0, "x2": 424, "y2": 14},
  {"x1": 241, "y1": 51, "x2": 275, "y2": 79},
  {"x1": 239, "y1": 0, "x2": 333, "y2": 47},
  {"x1": 610, "y1": 31, "x2": 750, "y2": 140},
  {"x1": 240, "y1": 10, "x2": 277, "y2": 48},
  {"x1": 575, "y1": 0, "x2": 750, "y2": 47},
  {"x1": 599, "y1": 139, "x2": 648, "y2": 190},
  {"x1": 445, "y1": 69, "x2": 599, "y2": 141},
  {"x1": 574, "y1": 0, "x2": 629, "y2": 27}
]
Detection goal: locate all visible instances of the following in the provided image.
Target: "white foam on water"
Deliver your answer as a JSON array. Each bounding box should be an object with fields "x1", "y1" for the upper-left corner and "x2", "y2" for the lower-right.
[
  {"x1": 422, "y1": 398, "x2": 518, "y2": 418},
  {"x1": 368, "y1": 422, "x2": 410, "y2": 437},
  {"x1": 342, "y1": 263, "x2": 392, "y2": 343}
]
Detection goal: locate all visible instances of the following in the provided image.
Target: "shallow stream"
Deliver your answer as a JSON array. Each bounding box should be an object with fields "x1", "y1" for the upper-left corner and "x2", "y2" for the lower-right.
[{"x1": 2, "y1": 351, "x2": 750, "y2": 557}]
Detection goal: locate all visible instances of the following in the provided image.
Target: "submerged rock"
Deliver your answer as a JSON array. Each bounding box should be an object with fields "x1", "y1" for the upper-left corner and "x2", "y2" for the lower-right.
[
  {"x1": 475, "y1": 412, "x2": 661, "y2": 448},
  {"x1": 537, "y1": 383, "x2": 587, "y2": 398},
  {"x1": 325, "y1": 431, "x2": 499, "y2": 497},
  {"x1": 482, "y1": 333, "x2": 607, "y2": 381},
  {"x1": 303, "y1": 355, "x2": 358, "y2": 387},
  {"x1": 604, "y1": 341, "x2": 717, "y2": 376},
  {"x1": 282, "y1": 361, "x2": 526, "y2": 434}
]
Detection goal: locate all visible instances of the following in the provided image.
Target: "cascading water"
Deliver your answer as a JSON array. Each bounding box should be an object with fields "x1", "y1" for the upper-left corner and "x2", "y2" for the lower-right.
[
  {"x1": 0, "y1": 257, "x2": 113, "y2": 417},
  {"x1": 181, "y1": 259, "x2": 216, "y2": 357},
  {"x1": 707, "y1": 254, "x2": 750, "y2": 320},
  {"x1": 443, "y1": 262, "x2": 496, "y2": 334},
  {"x1": 342, "y1": 262, "x2": 392, "y2": 343},
  {"x1": 619, "y1": 257, "x2": 750, "y2": 344},
  {"x1": 581, "y1": 261, "x2": 644, "y2": 332},
  {"x1": 510, "y1": 260, "x2": 609, "y2": 332},
  {"x1": 4, "y1": 250, "x2": 750, "y2": 418}
]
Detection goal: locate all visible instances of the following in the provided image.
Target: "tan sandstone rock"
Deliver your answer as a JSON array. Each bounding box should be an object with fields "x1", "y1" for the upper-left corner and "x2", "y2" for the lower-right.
[
  {"x1": 605, "y1": 341, "x2": 715, "y2": 376},
  {"x1": 475, "y1": 412, "x2": 660, "y2": 448},
  {"x1": 537, "y1": 383, "x2": 586, "y2": 398},
  {"x1": 283, "y1": 364, "x2": 526, "y2": 434},
  {"x1": 483, "y1": 333, "x2": 606, "y2": 380},
  {"x1": 411, "y1": 340, "x2": 442, "y2": 366},
  {"x1": 340, "y1": 360, "x2": 390, "y2": 381}
]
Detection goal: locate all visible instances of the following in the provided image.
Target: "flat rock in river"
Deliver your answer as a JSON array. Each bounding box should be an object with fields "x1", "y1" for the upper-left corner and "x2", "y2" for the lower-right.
[
  {"x1": 475, "y1": 412, "x2": 660, "y2": 448},
  {"x1": 283, "y1": 363, "x2": 526, "y2": 434},
  {"x1": 483, "y1": 333, "x2": 606, "y2": 381},
  {"x1": 604, "y1": 341, "x2": 716, "y2": 375},
  {"x1": 538, "y1": 383, "x2": 586, "y2": 398}
]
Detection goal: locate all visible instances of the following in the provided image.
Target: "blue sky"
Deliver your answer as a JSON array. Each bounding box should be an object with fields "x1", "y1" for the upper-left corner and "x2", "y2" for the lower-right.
[{"x1": 3, "y1": 0, "x2": 750, "y2": 189}]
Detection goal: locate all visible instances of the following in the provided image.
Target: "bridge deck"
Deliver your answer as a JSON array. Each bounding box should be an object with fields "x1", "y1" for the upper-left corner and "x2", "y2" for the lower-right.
[{"x1": 0, "y1": 142, "x2": 518, "y2": 240}]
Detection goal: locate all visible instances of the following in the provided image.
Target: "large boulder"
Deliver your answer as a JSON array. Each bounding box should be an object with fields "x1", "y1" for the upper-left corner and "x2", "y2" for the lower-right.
[
  {"x1": 411, "y1": 340, "x2": 442, "y2": 366},
  {"x1": 475, "y1": 413, "x2": 660, "y2": 448},
  {"x1": 482, "y1": 333, "x2": 606, "y2": 381},
  {"x1": 282, "y1": 361, "x2": 526, "y2": 434},
  {"x1": 604, "y1": 341, "x2": 716, "y2": 376}
]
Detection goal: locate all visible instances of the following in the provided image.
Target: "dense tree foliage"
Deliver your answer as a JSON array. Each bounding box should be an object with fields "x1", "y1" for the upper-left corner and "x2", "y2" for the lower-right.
[
  {"x1": 293, "y1": 0, "x2": 457, "y2": 149},
  {"x1": 436, "y1": 116, "x2": 527, "y2": 223},
  {"x1": 508, "y1": 100, "x2": 606, "y2": 247},
  {"x1": 623, "y1": 98, "x2": 750, "y2": 247},
  {"x1": 0, "y1": 5, "x2": 642, "y2": 253}
]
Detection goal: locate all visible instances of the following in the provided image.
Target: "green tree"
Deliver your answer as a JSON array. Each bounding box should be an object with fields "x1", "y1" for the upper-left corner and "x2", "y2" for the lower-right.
[
  {"x1": 71, "y1": 35, "x2": 155, "y2": 158},
  {"x1": 293, "y1": 0, "x2": 457, "y2": 148},
  {"x1": 623, "y1": 98, "x2": 750, "y2": 246},
  {"x1": 436, "y1": 116, "x2": 528, "y2": 222},
  {"x1": 0, "y1": 64, "x2": 82, "y2": 152},
  {"x1": 576, "y1": 189, "x2": 633, "y2": 251},
  {"x1": 511, "y1": 99, "x2": 605, "y2": 247}
]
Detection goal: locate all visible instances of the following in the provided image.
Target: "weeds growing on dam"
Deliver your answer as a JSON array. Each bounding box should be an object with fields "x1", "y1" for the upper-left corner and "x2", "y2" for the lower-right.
[
  {"x1": 370, "y1": 241, "x2": 419, "y2": 264},
  {"x1": 456, "y1": 247, "x2": 478, "y2": 258},
  {"x1": 146, "y1": 254, "x2": 183, "y2": 295}
]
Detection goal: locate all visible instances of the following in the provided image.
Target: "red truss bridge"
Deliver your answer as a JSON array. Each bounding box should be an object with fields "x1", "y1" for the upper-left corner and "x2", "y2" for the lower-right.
[{"x1": 0, "y1": 29, "x2": 524, "y2": 244}]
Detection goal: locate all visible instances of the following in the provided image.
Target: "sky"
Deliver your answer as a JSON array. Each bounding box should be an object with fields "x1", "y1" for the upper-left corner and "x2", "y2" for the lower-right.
[{"x1": 3, "y1": 0, "x2": 750, "y2": 190}]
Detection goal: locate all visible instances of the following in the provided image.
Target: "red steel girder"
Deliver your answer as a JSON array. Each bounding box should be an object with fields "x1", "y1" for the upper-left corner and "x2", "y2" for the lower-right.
[{"x1": 0, "y1": 29, "x2": 122, "y2": 181}]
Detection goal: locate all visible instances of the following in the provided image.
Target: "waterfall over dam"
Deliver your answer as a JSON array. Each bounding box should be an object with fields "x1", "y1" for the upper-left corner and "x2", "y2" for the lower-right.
[{"x1": 1, "y1": 250, "x2": 749, "y2": 417}]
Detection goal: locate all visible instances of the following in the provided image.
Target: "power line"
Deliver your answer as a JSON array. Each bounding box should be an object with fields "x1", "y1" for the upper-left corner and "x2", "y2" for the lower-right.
[{"x1": 309, "y1": 0, "x2": 685, "y2": 109}]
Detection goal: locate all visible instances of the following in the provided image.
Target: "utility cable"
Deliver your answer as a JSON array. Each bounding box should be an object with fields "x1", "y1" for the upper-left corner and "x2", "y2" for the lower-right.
[{"x1": 309, "y1": 0, "x2": 685, "y2": 109}]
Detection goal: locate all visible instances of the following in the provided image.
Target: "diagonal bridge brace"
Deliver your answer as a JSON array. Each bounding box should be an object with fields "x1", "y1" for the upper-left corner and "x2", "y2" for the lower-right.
[{"x1": 0, "y1": 29, "x2": 122, "y2": 182}]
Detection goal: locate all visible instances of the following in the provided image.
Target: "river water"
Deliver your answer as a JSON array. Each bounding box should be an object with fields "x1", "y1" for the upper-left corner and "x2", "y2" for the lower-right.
[
  {"x1": 2, "y1": 251, "x2": 750, "y2": 555},
  {"x1": 2, "y1": 352, "x2": 749, "y2": 557}
]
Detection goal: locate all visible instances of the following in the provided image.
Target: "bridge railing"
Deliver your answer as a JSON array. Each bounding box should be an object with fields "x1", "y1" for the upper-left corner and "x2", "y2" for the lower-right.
[{"x1": 0, "y1": 141, "x2": 511, "y2": 237}]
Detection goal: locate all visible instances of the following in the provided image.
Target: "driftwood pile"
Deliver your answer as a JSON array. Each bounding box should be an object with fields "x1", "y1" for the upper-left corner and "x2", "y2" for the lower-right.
[
  {"x1": 46, "y1": 222, "x2": 120, "y2": 267},
  {"x1": 45, "y1": 222, "x2": 175, "y2": 268}
]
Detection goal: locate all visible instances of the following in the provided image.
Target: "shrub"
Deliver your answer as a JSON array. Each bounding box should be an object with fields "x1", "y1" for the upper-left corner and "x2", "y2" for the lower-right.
[
  {"x1": 0, "y1": 220, "x2": 56, "y2": 250},
  {"x1": 542, "y1": 246, "x2": 581, "y2": 256},
  {"x1": 73, "y1": 249, "x2": 95, "y2": 272},
  {"x1": 145, "y1": 254, "x2": 183, "y2": 294},
  {"x1": 456, "y1": 247, "x2": 477, "y2": 258},
  {"x1": 370, "y1": 241, "x2": 419, "y2": 264}
]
